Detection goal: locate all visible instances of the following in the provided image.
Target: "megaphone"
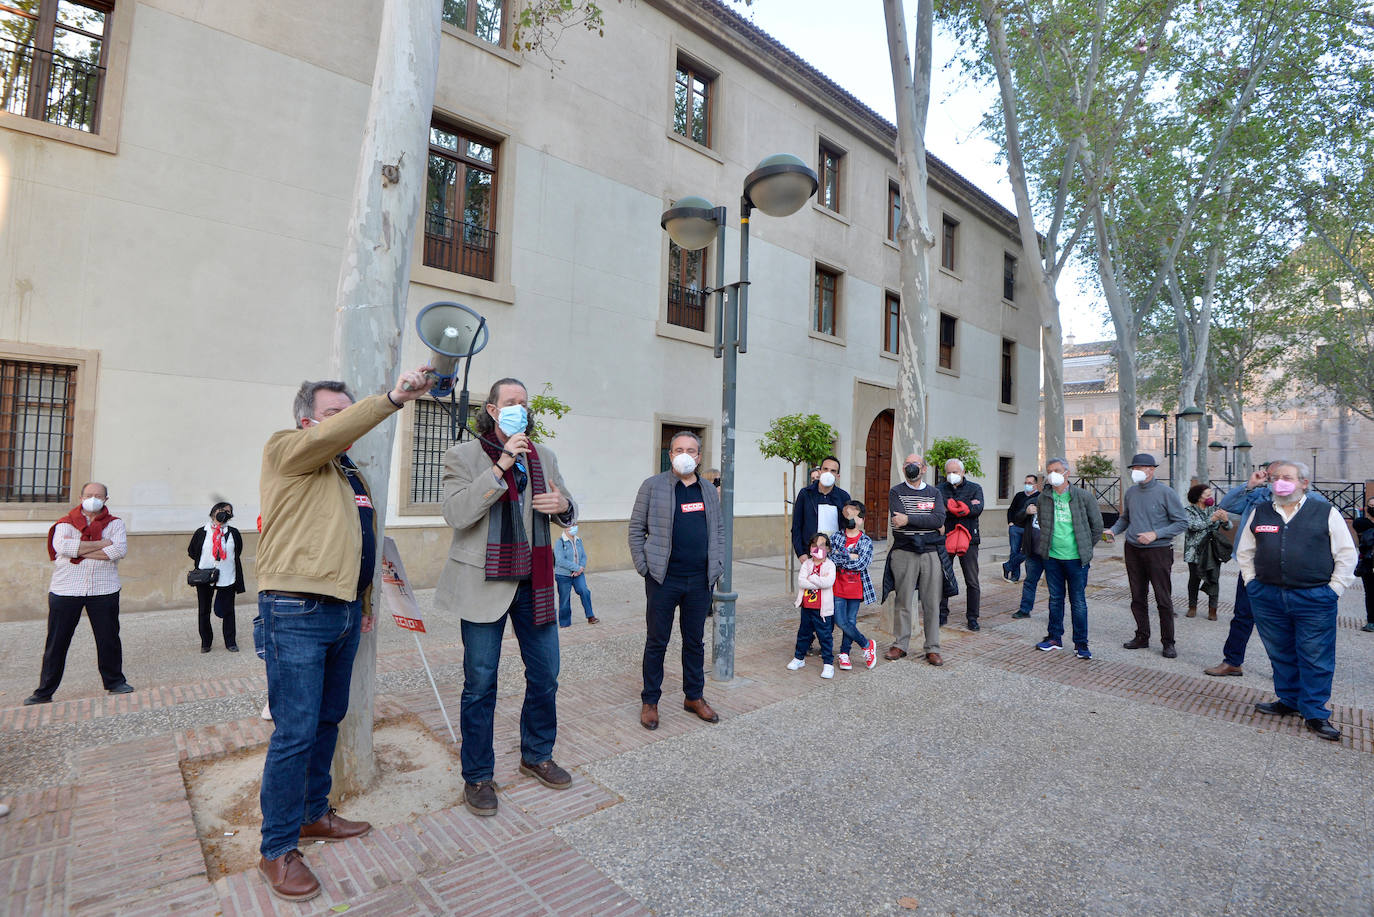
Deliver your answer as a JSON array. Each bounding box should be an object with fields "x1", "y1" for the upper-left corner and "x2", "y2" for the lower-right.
[{"x1": 416, "y1": 301, "x2": 488, "y2": 398}]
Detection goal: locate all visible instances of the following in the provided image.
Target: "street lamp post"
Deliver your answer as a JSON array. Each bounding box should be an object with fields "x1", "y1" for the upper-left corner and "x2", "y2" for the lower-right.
[
  {"x1": 1208, "y1": 441, "x2": 1234, "y2": 485},
  {"x1": 661, "y1": 154, "x2": 818, "y2": 682},
  {"x1": 1140, "y1": 405, "x2": 1204, "y2": 488}
]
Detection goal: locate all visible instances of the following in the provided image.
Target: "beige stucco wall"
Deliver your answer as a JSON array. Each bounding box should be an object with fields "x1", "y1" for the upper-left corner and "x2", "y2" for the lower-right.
[{"x1": 0, "y1": 0, "x2": 1041, "y2": 612}]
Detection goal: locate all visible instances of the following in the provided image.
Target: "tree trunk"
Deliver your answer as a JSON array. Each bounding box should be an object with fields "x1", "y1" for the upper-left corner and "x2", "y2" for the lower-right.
[
  {"x1": 980, "y1": 0, "x2": 1067, "y2": 462},
  {"x1": 1091, "y1": 205, "x2": 1139, "y2": 475},
  {"x1": 329, "y1": 0, "x2": 443, "y2": 798},
  {"x1": 884, "y1": 0, "x2": 934, "y2": 457}
]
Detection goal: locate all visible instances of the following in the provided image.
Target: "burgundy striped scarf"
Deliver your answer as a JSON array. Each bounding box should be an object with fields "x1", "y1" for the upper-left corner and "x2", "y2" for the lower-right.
[{"x1": 478, "y1": 437, "x2": 556, "y2": 625}]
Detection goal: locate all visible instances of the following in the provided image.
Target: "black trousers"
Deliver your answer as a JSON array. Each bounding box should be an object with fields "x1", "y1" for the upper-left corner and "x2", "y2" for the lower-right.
[
  {"x1": 1186, "y1": 561, "x2": 1220, "y2": 606},
  {"x1": 195, "y1": 583, "x2": 238, "y2": 649},
  {"x1": 938, "y1": 544, "x2": 982, "y2": 623},
  {"x1": 1125, "y1": 543, "x2": 1175, "y2": 645},
  {"x1": 641, "y1": 572, "x2": 711, "y2": 705},
  {"x1": 1363, "y1": 573, "x2": 1374, "y2": 625},
  {"x1": 35, "y1": 591, "x2": 125, "y2": 697}
]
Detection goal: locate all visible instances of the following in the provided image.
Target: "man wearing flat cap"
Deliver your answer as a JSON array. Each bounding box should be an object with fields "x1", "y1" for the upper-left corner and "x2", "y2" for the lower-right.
[{"x1": 1104, "y1": 453, "x2": 1188, "y2": 657}]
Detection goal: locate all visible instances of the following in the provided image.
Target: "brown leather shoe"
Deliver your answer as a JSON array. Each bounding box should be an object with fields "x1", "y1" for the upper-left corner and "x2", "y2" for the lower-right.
[
  {"x1": 1204, "y1": 662, "x2": 1243, "y2": 677},
  {"x1": 299, "y1": 808, "x2": 371, "y2": 843},
  {"x1": 683, "y1": 697, "x2": 720, "y2": 723},
  {"x1": 1207, "y1": 608, "x2": 1218, "y2": 621},
  {"x1": 258, "y1": 849, "x2": 320, "y2": 902},
  {"x1": 463, "y1": 780, "x2": 499, "y2": 816},
  {"x1": 519, "y1": 758, "x2": 572, "y2": 790},
  {"x1": 884, "y1": 646, "x2": 908, "y2": 660},
  {"x1": 925, "y1": 652, "x2": 944, "y2": 666},
  {"x1": 1186, "y1": 605, "x2": 1198, "y2": 618},
  {"x1": 640, "y1": 703, "x2": 659, "y2": 730}
]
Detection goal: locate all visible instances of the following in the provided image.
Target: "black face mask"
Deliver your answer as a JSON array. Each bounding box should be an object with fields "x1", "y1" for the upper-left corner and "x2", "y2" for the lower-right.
[
  {"x1": 843, "y1": 517, "x2": 858, "y2": 530},
  {"x1": 214, "y1": 511, "x2": 231, "y2": 523},
  {"x1": 904, "y1": 463, "x2": 923, "y2": 481}
]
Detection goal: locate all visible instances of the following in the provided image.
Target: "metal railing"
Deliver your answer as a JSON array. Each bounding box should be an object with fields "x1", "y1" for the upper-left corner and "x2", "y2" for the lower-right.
[
  {"x1": 1313, "y1": 481, "x2": 1367, "y2": 520},
  {"x1": 422, "y1": 212, "x2": 496, "y2": 281},
  {"x1": 667, "y1": 281, "x2": 707, "y2": 331},
  {"x1": 1, "y1": 36, "x2": 105, "y2": 133}
]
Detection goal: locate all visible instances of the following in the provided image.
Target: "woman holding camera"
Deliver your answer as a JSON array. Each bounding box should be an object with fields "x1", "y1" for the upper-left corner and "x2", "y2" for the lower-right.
[{"x1": 188, "y1": 501, "x2": 245, "y2": 652}]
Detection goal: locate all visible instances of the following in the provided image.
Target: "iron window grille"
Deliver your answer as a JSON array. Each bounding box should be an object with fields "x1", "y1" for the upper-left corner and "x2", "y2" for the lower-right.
[{"x1": 0, "y1": 359, "x2": 75, "y2": 502}]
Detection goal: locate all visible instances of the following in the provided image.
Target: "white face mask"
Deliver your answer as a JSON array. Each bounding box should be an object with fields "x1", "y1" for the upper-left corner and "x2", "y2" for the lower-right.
[
  {"x1": 1047, "y1": 471, "x2": 1066, "y2": 488},
  {"x1": 947, "y1": 473, "x2": 963, "y2": 486},
  {"x1": 672, "y1": 452, "x2": 697, "y2": 475},
  {"x1": 819, "y1": 471, "x2": 836, "y2": 488},
  {"x1": 1024, "y1": 483, "x2": 1036, "y2": 494},
  {"x1": 81, "y1": 496, "x2": 105, "y2": 513},
  {"x1": 1130, "y1": 469, "x2": 1148, "y2": 484}
]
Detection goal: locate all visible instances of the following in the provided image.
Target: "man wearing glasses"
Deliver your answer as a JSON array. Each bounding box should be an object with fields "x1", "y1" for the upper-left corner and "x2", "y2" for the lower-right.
[
  {"x1": 629, "y1": 431, "x2": 725, "y2": 730},
  {"x1": 436, "y1": 377, "x2": 578, "y2": 817}
]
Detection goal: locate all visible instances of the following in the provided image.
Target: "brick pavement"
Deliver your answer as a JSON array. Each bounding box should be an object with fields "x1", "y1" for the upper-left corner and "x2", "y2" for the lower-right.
[{"x1": 1, "y1": 562, "x2": 1370, "y2": 916}]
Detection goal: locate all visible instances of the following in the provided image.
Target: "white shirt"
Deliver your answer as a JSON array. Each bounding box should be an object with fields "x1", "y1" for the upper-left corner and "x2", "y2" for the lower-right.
[
  {"x1": 197, "y1": 523, "x2": 237, "y2": 588},
  {"x1": 816, "y1": 503, "x2": 839, "y2": 536},
  {"x1": 1235, "y1": 496, "x2": 1357, "y2": 595},
  {"x1": 50, "y1": 517, "x2": 127, "y2": 597}
]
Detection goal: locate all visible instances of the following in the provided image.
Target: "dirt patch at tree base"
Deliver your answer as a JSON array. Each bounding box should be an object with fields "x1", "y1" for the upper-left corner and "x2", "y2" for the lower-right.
[{"x1": 181, "y1": 715, "x2": 462, "y2": 880}]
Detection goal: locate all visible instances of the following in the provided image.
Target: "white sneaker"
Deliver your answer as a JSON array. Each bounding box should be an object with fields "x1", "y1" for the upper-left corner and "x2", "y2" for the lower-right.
[
  {"x1": 821, "y1": 664, "x2": 835, "y2": 679},
  {"x1": 837, "y1": 653, "x2": 852, "y2": 670},
  {"x1": 261, "y1": 703, "x2": 273, "y2": 721},
  {"x1": 787, "y1": 657, "x2": 806, "y2": 671},
  {"x1": 0, "y1": 803, "x2": 10, "y2": 817}
]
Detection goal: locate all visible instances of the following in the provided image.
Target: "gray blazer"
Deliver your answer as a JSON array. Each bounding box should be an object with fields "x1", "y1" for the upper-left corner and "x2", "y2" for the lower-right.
[
  {"x1": 434, "y1": 439, "x2": 576, "y2": 623},
  {"x1": 628, "y1": 471, "x2": 725, "y2": 586}
]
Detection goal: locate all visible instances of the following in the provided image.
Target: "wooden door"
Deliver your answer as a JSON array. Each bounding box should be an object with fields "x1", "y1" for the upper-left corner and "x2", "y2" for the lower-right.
[{"x1": 864, "y1": 410, "x2": 894, "y2": 539}]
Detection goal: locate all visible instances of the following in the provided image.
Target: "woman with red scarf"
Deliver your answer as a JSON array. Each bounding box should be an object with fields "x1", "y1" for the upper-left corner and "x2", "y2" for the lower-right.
[{"x1": 187, "y1": 501, "x2": 245, "y2": 652}]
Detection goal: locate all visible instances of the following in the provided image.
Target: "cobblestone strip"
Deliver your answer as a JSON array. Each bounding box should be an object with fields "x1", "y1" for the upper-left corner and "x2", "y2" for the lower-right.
[{"x1": 956, "y1": 629, "x2": 1374, "y2": 753}]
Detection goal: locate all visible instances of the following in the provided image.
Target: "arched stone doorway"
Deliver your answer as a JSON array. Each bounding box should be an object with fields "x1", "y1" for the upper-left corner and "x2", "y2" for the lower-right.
[{"x1": 864, "y1": 409, "x2": 894, "y2": 539}]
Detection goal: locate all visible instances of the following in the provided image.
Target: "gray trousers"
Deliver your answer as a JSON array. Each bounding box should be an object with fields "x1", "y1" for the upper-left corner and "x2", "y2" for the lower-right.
[{"x1": 891, "y1": 549, "x2": 943, "y2": 654}]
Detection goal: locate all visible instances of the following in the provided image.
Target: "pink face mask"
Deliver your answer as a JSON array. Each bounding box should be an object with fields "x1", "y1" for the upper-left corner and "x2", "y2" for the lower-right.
[
  {"x1": 811, "y1": 548, "x2": 826, "y2": 560},
  {"x1": 1202, "y1": 497, "x2": 1215, "y2": 507},
  {"x1": 1272, "y1": 479, "x2": 1298, "y2": 497}
]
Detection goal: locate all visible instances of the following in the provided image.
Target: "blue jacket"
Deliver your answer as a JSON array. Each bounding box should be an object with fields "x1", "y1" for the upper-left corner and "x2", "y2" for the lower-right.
[
  {"x1": 553, "y1": 535, "x2": 587, "y2": 577},
  {"x1": 829, "y1": 529, "x2": 877, "y2": 605},
  {"x1": 792, "y1": 482, "x2": 852, "y2": 558}
]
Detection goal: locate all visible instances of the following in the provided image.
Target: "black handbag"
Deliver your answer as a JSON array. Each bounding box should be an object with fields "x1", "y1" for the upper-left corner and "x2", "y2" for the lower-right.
[{"x1": 187, "y1": 567, "x2": 219, "y2": 587}]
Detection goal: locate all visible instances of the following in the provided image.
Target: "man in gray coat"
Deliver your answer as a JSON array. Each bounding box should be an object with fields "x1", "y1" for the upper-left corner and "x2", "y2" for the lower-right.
[
  {"x1": 436, "y1": 378, "x2": 577, "y2": 817},
  {"x1": 628, "y1": 431, "x2": 724, "y2": 731},
  {"x1": 1105, "y1": 452, "x2": 1188, "y2": 657}
]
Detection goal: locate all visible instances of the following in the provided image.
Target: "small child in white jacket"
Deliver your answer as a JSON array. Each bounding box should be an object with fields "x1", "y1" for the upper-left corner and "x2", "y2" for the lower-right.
[{"x1": 789, "y1": 533, "x2": 837, "y2": 678}]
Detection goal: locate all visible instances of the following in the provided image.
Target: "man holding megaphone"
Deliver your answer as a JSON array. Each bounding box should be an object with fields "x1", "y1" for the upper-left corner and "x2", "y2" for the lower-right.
[
  {"x1": 435, "y1": 377, "x2": 578, "y2": 818},
  {"x1": 253, "y1": 364, "x2": 432, "y2": 903}
]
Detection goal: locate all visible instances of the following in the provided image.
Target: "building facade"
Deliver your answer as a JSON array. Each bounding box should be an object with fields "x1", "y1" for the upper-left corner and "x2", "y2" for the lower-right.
[
  {"x1": 1062, "y1": 339, "x2": 1374, "y2": 488},
  {"x1": 0, "y1": 0, "x2": 1041, "y2": 618}
]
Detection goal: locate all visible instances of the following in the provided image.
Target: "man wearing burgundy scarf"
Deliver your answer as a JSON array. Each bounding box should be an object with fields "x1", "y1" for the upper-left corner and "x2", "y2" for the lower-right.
[
  {"x1": 25, "y1": 481, "x2": 132, "y2": 705},
  {"x1": 436, "y1": 377, "x2": 577, "y2": 818}
]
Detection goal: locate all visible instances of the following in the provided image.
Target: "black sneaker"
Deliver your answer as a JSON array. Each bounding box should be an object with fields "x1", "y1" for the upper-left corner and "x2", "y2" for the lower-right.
[
  {"x1": 106, "y1": 683, "x2": 134, "y2": 695},
  {"x1": 463, "y1": 780, "x2": 499, "y2": 816},
  {"x1": 1011, "y1": 610, "x2": 1031, "y2": 619},
  {"x1": 23, "y1": 693, "x2": 52, "y2": 706}
]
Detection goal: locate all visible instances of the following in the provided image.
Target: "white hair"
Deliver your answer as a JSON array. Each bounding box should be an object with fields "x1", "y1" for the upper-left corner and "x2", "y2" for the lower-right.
[
  {"x1": 945, "y1": 458, "x2": 965, "y2": 472},
  {"x1": 1267, "y1": 459, "x2": 1310, "y2": 480}
]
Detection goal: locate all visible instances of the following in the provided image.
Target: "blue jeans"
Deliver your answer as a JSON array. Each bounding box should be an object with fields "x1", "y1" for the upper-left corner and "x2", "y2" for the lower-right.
[
  {"x1": 833, "y1": 596, "x2": 868, "y2": 655},
  {"x1": 555, "y1": 573, "x2": 595, "y2": 626},
  {"x1": 1222, "y1": 574, "x2": 1254, "y2": 667},
  {"x1": 1005, "y1": 526, "x2": 1025, "y2": 578},
  {"x1": 1017, "y1": 554, "x2": 1045, "y2": 615},
  {"x1": 793, "y1": 607, "x2": 834, "y2": 664},
  {"x1": 459, "y1": 581, "x2": 560, "y2": 783},
  {"x1": 256, "y1": 593, "x2": 362, "y2": 860},
  {"x1": 1042, "y1": 556, "x2": 1090, "y2": 649},
  {"x1": 1247, "y1": 580, "x2": 1338, "y2": 721}
]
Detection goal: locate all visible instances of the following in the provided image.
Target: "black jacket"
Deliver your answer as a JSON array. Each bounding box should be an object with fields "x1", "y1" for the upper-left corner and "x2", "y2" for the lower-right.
[
  {"x1": 188, "y1": 525, "x2": 246, "y2": 594},
  {"x1": 938, "y1": 479, "x2": 985, "y2": 544},
  {"x1": 1009, "y1": 489, "x2": 1041, "y2": 555},
  {"x1": 791, "y1": 481, "x2": 852, "y2": 558}
]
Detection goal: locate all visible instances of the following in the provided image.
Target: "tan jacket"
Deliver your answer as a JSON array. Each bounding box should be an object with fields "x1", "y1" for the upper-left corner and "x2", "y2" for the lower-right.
[
  {"x1": 434, "y1": 439, "x2": 576, "y2": 623},
  {"x1": 257, "y1": 394, "x2": 398, "y2": 603}
]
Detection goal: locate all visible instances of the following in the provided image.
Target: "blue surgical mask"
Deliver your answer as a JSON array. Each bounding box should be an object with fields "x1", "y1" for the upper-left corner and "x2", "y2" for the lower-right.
[{"x1": 497, "y1": 404, "x2": 528, "y2": 436}]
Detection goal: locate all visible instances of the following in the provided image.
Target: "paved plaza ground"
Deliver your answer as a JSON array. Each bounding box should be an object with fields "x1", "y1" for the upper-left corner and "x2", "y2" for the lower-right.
[{"x1": 1, "y1": 539, "x2": 1372, "y2": 916}]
